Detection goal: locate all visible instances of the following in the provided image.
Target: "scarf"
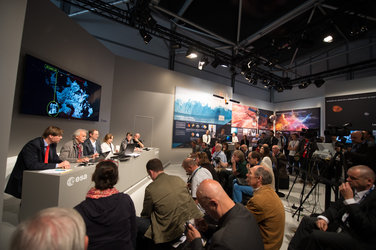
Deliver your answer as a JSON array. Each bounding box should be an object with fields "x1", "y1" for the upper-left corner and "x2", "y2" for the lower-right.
[{"x1": 86, "y1": 187, "x2": 119, "y2": 199}]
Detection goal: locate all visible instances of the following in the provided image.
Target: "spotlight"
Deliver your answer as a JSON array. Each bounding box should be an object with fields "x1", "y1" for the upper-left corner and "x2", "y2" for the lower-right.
[
  {"x1": 139, "y1": 29, "x2": 152, "y2": 44},
  {"x1": 275, "y1": 85, "x2": 284, "y2": 92},
  {"x1": 247, "y1": 59, "x2": 257, "y2": 68},
  {"x1": 298, "y1": 80, "x2": 311, "y2": 89},
  {"x1": 314, "y1": 79, "x2": 325, "y2": 88},
  {"x1": 323, "y1": 35, "x2": 333, "y2": 43},
  {"x1": 220, "y1": 63, "x2": 228, "y2": 68},
  {"x1": 186, "y1": 47, "x2": 198, "y2": 59},
  {"x1": 198, "y1": 57, "x2": 209, "y2": 70}
]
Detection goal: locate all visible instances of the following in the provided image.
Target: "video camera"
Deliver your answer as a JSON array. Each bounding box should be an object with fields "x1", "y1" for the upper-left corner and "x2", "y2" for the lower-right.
[
  {"x1": 324, "y1": 123, "x2": 352, "y2": 137},
  {"x1": 300, "y1": 128, "x2": 318, "y2": 140}
]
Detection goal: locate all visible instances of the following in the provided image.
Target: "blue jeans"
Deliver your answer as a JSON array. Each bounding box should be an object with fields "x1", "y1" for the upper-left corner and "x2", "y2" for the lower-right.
[{"x1": 232, "y1": 179, "x2": 253, "y2": 203}]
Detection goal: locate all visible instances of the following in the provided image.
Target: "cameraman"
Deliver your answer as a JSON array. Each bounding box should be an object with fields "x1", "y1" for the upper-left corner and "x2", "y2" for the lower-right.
[
  {"x1": 345, "y1": 131, "x2": 376, "y2": 173},
  {"x1": 297, "y1": 131, "x2": 318, "y2": 181},
  {"x1": 211, "y1": 143, "x2": 228, "y2": 168}
]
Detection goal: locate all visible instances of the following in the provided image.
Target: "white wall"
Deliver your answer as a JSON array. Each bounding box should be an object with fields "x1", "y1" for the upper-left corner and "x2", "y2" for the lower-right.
[
  {"x1": 8, "y1": 0, "x2": 115, "y2": 156},
  {"x1": 0, "y1": 0, "x2": 28, "y2": 222}
]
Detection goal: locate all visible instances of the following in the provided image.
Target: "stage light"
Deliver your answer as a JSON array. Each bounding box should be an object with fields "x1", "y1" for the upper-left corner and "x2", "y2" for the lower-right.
[
  {"x1": 323, "y1": 35, "x2": 333, "y2": 43},
  {"x1": 186, "y1": 47, "x2": 198, "y2": 59},
  {"x1": 139, "y1": 29, "x2": 152, "y2": 44},
  {"x1": 298, "y1": 80, "x2": 311, "y2": 89},
  {"x1": 314, "y1": 79, "x2": 325, "y2": 88},
  {"x1": 220, "y1": 63, "x2": 228, "y2": 68},
  {"x1": 198, "y1": 57, "x2": 209, "y2": 70}
]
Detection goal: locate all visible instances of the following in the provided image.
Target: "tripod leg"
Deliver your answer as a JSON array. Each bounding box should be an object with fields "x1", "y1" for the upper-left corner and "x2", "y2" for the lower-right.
[
  {"x1": 292, "y1": 182, "x2": 319, "y2": 220},
  {"x1": 286, "y1": 173, "x2": 299, "y2": 200}
]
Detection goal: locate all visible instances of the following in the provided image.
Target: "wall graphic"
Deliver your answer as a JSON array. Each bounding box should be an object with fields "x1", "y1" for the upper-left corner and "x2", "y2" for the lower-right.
[
  {"x1": 275, "y1": 108, "x2": 320, "y2": 132},
  {"x1": 326, "y1": 92, "x2": 376, "y2": 131},
  {"x1": 231, "y1": 103, "x2": 257, "y2": 128},
  {"x1": 173, "y1": 87, "x2": 232, "y2": 148}
]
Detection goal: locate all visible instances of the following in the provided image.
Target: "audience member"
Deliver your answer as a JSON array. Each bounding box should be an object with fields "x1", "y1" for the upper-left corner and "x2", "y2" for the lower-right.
[
  {"x1": 101, "y1": 133, "x2": 116, "y2": 153},
  {"x1": 5, "y1": 126, "x2": 70, "y2": 199},
  {"x1": 182, "y1": 158, "x2": 213, "y2": 202},
  {"x1": 137, "y1": 159, "x2": 202, "y2": 248},
  {"x1": 345, "y1": 131, "x2": 376, "y2": 173},
  {"x1": 272, "y1": 145, "x2": 288, "y2": 197},
  {"x1": 240, "y1": 144, "x2": 249, "y2": 158},
  {"x1": 186, "y1": 179, "x2": 264, "y2": 250},
  {"x1": 246, "y1": 165, "x2": 285, "y2": 250},
  {"x1": 234, "y1": 142, "x2": 241, "y2": 150},
  {"x1": 222, "y1": 142, "x2": 232, "y2": 165},
  {"x1": 60, "y1": 129, "x2": 90, "y2": 163},
  {"x1": 257, "y1": 132, "x2": 267, "y2": 147},
  {"x1": 260, "y1": 144, "x2": 275, "y2": 189},
  {"x1": 287, "y1": 133, "x2": 299, "y2": 174},
  {"x1": 211, "y1": 143, "x2": 228, "y2": 168},
  {"x1": 267, "y1": 130, "x2": 279, "y2": 147},
  {"x1": 134, "y1": 133, "x2": 145, "y2": 148},
  {"x1": 275, "y1": 131, "x2": 285, "y2": 153},
  {"x1": 83, "y1": 129, "x2": 102, "y2": 157},
  {"x1": 10, "y1": 207, "x2": 88, "y2": 250},
  {"x1": 120, "y1": 132, "x2": 134, "y2": 153},
  {"x1": 288, "y1": 165, "x2": 376, "y2": 250},
  {"x1": 232, "y1": 151, "x2": 262, "y2": 203},
  {"x1": 202, "y1": 130, "x2": 211, "y2": 146},
  {"x1": 240, "y1": 135, "x2": 250, "y2": 147},
  {"x1": 217, "y1": 128, "x2": 227, "y2": 143},
  {"x1": 75, "y1": 160, "x2": 136, "y2": 250},
  {"x1": 200, "y1": 142, "x2": 211, "y2": 161},
  {"x1": 231, "y1": 132, "x2": 239, "y2": 143},
  {"x1": 232, "y1": 150, "x2": 254, "y2": 203},
  {"x1": 191, "y1": 140, "x2": 200, "y2": 153},
  {"x1": 196, "y1": 152, "x2": 218, "y2": 181}
]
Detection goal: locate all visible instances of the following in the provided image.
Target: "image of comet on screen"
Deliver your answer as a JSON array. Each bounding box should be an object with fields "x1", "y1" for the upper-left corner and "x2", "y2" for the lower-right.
[
  {"x1": 231, "y1": 103, "x2": 257, "y2": 128},
  {"x1": 275, "y1": 108, "x2": 320, "y2": 131}
]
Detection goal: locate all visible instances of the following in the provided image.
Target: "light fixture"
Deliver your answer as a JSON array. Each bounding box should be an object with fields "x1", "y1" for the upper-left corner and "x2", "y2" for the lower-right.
[
  {"x1": 198, "y1": 57, "x2": 209, "y2": 70},
  {"x1": 186, "y1": 47, "x2": 198, "y2": 59},
  {"x1": 220, "y1": 63, "x2": 228, "y2": 68},
  {"x1": 314, "y1": 79, "x2": 325, "y2": 88},
  {"x1": 298, "y1": 80, "x2": 311, "y2": 89},
  {"x1": 213, "y1": 94, "x2": 224, "y2": 99},
  {"x1": 211, "y1": 58, "x2": 219, "y2": 68},
  {"x1": 139, "y1": 29, "x2": 152, "y2": 44},
  {"x1": 323, "y1": 35, "x2": 333, "y2": 43},
  {"x1": 229, "y1": 99, "x2": 240, "y2": 104}
]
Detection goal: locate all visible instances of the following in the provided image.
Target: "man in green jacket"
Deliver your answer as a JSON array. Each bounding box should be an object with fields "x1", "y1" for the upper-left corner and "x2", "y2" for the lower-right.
[{"x1": 137, "y1": 158, "x2": 203, "y2": 248}]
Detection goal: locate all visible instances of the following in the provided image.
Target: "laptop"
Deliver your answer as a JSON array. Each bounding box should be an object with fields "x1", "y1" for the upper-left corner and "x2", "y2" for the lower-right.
[{"x1": 123, "y1": 143, "x2": 136, "y2": 155}]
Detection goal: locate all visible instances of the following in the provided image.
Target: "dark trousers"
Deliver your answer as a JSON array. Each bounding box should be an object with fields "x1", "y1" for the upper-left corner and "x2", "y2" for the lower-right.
[{"x1": 288, "y1": 216, "x2": 371, "y2": 250}]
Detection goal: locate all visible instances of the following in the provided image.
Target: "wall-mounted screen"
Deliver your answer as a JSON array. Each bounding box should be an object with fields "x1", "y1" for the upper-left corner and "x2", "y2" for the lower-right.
[
  {"x1": 275, "y1": 107, "x2": 320, "y2": 132},
  {"x1": 21, "y1": 54, "x2": 101, "y2": 121}
]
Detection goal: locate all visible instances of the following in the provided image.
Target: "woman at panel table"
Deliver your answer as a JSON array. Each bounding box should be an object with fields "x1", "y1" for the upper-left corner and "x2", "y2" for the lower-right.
[
  {"x1": 101, "y1": 133, "x2": 117, "y2": 153},
  {"x1": 75, "y1": 160, "x2": 136, "y2": 250}
]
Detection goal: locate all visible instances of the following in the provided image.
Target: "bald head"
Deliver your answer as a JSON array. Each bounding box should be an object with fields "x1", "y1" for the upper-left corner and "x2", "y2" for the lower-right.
[
  {"x1": 351, "y1": 131, "x2": 363, "y2": 144},
  {"x1": 196, "y1": 179, "x2": 235, "y2": 220}
]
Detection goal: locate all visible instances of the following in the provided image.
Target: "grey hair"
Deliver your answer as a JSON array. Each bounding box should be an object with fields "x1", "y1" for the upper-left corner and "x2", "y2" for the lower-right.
[
  {"x1": 73, "y1": 129, "x2": 87, "y2": 139},
  {"x1": 254, "y1": 166, "x2": 273, "y2": 185},
  {"x1": 215, "y1": 143, "x2": 223, "y2": 149},
  {"x1": 10, "y1": 207, "x2": 86, "y2": 250}
]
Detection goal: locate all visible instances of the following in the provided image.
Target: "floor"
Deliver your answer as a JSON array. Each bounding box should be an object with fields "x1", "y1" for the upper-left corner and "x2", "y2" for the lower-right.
[{"x1": 1, "y1": 163, "x2": 331, "y2": 250}]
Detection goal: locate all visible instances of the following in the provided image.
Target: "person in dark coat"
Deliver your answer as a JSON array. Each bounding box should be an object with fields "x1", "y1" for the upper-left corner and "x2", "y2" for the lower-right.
[
  {"x1": 75, "y1": 160, "x2": 136, "y2": 250},
  {"x1": 5, "y1": 126, "x2": 70, "y2": 199}
]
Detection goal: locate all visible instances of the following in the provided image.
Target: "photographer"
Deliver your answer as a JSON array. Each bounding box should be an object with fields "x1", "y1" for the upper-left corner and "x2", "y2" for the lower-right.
[
  {"x1": 297, "y1": 130, "x2": 318, "y2": 181},
  {"x1": 211, "y1": 143, "x2": 228, "y2": 168}
]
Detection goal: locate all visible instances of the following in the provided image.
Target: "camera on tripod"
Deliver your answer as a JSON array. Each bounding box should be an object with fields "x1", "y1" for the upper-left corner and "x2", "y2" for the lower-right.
[
  {"x1": 300, "y1": 128, "x2": 318, "y2": 140},
  {"x1": 324, "y1": 123, "x2": 352, "y2": 148}
]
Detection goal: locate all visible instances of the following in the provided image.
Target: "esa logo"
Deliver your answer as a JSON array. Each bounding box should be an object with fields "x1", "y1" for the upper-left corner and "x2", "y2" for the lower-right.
[{"x1": 67, "y1": 174, "x2": 88, "y2": 187}]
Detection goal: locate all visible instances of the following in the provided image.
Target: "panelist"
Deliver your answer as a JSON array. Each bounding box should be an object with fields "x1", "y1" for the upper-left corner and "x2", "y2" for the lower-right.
[
  {"x1": 120, "y1": 132, "x2": 134, "y2": 153},
  {"x1": 134, "y1": 133, "x2": 144, "y2": 148},
  {"x1": 60, "y1": 129, "x2": 90, "y2": 163},
  {"x1": 101, "y1": 133, "x2": 116, "y2": 153},
  {"x1": 83, "y1": 129, "x2": 102, "y2": 157},
  {"x1": 5, "y1": 126, "x2": 70, "y2": 199}
]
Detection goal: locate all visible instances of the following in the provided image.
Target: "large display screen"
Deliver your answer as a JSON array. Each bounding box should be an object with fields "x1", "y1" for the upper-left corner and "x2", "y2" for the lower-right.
[
  {"x1": 275, "y1": 108, "x2": 320, "y2": 132},
  {"x1": 21, "y1": 55, "x2": 101, "y2": 121}
]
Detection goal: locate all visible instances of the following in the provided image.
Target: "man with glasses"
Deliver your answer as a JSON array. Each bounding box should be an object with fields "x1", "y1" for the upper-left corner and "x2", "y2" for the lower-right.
[
  {"x1": 5, "y1": 126, "x2": 70, "y2": 199},
  {"x1": 288, "y1": 165, "x2": 376, "y2": 250}
]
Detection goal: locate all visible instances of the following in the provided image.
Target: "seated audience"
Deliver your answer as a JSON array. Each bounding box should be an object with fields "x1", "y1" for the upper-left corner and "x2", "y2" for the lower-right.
[
  {"x1": 5, "y1": 126, "x2": 70, "y2": 199},
  {"x1": 222, "y1": 142, "x2": 232, "y2": 165},
  {"x1": 232, "y1": 151, "x2": 262, "y2": 203},
  {"x1": 182, "y1": 158, "x2": 213, "y2": 203},
  {"x1": 246, "y1": 165, "x2": 285, "y2": 250},
  {"x1": 120, "y1": 132, "x2": 134, "y2": 153},
  {"x1": 231, "y1": 132, "x2": 239, "y2": 143},
  {"x1": 260, "y1": 144, "x2": 275, "y2": 187},
  {"x1": 75, "y1": 160, "x2": 136, "y2": 250},
  {"x1": 60, "y1": 129, "x2": 90, "y2": 163},
  {"x1": 137, "y1": 159, "x2": 202, "y2": 248},
  {"x1": 10, "y1": 207, "x2": 88, "y2": 250},
  {"x1": 133, "y1": 133, "x2": 145, "y2": 148},
  {"x1": 211, "y1": 143, "x2": 228, "y2": 168},
  {"x1": 196, "y1": 152, "x2": 218, "y2": 181},
  {"x1": 200, "y1": 142, "x2": 212, "y2": 160},
  {"x1": 240, "y1": 144, "x2": 249, "y2": 159},
  {"x1": 288, "y1": 165, "x2": 376, "y2": 250},
  {"x1": 186, "y1": 179, "x2": 264, "y2": 250},
  {"x1": 101, "y1": 133, "x2": 116, "y2": 153},
  {"x1": 83, "y1": 129, "x2": 102, "y2": 157},
  {"x1": 191, "y1": 140, "x2": 200, "y2": 153}
]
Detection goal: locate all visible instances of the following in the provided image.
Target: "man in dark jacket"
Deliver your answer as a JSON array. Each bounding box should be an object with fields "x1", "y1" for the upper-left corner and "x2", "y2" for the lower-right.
[
  {"x1": 186, "y1": 179, "x2": 264, "y2": 250},
  {"x1": 5, "y1": 126, "x2": 70, "y2": 199}
]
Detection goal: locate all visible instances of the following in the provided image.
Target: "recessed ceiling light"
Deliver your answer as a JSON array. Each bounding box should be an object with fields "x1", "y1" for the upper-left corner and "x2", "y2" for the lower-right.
[{"x1": 323, "y1": 35, "x2": 333, "y2": 43}]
